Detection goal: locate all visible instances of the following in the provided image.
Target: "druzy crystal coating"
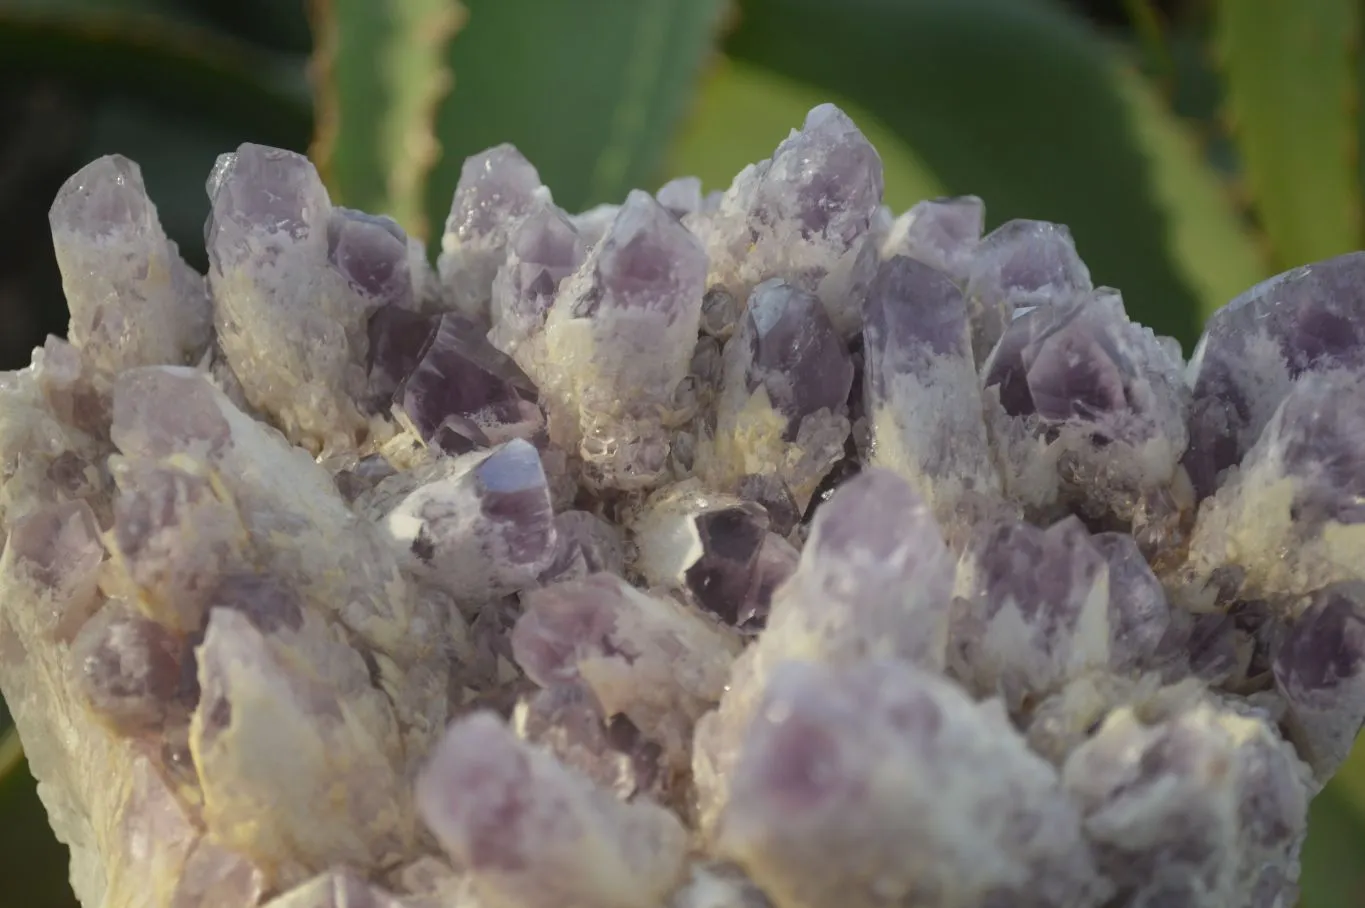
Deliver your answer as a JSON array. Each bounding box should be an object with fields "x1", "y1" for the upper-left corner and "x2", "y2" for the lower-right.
[{"x1": 3, "y1": 105, "x2": 1364, "y2": 908}]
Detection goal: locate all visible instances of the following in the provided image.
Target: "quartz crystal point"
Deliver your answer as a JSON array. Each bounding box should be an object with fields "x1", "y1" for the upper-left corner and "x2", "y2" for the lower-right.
[
  {"x1": 632, "y1": 480, "x2": 798, "y2": 627},
  {"x1": 693, "y1": 469, "x2": 955, "y2": 834},
  {"x1": 488, "y1": 199, "x2": 587, "y2": 357},
  {"x1": 537, "y1": 509, "x2": 628, "y2": 584},
  {"x1": 416, "y1": 711, "x2": 690, "y2": 908},
  {"x1": 398, "y1": 313, "x2": 545, "y2": 454},
  {"x1": 512, "y1": 571, "x2": 742, "y2": 768},
  {"x1": 207, "y1": 145, "x2": 409, "y2": 453},
  {"x1": 879, "y1": 195, "x2": 985, "y2": 284},
  {"x1": 657, "y1": 176, "x2": 704, "y2": 219},
  {"x1": 965, "y1": 219, "x2": 1093, "y2": 364},
  {"x1": 701, "y1": 279, "x2": 854, "y2": 509},
  {"x1": 377, "y1": 439, "x2": 558, "y2": 601},
  {"x1": 715, "y1": 660, "x2": 1108, "y2": 908},
  {"x1": 438, "y1": 144, "x2": 551, "y2": 323},
  {"x1": 697, "y1": 104, "x2": 884, "y2": 337},
  {"x1": 1062, "y1": 698, "x2": 1310, "y2": 907},
  {"x1": 1185, "y1": 251, "x2": 1365, "y2": 499},
  {"x1": 50, "y1": 155, "x2": 212, "y2": 373},
  {"x1": 981, "y1": 289, "x2": 1190, "y2": 526},
  {"x1": 1181, "y1": 368, "x2": 1365, "y2": 606},
  {"x1": 952, "y1": 517, "x2": 1111, "y2": 713},
  {"x1": 1273, "y1": 582, "x2": 1365, "y2": 781},
  {"x1": 191, "y1": 607, "x2": 412, "y2": 887},
  {"x1": 862, "y1": 255, "x2": 1001, "y2": 529},
  {"x1": 533, "y1": 190, "x2": 707, "y2": 490}
]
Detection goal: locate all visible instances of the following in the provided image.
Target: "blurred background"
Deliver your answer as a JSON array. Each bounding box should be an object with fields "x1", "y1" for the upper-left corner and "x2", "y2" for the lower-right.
[{"x1": 2, "y1": 0, "x2": 1365, "y2": 904}]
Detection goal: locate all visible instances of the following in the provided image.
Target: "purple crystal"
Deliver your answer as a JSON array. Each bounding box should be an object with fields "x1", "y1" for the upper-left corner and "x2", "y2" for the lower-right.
[
  {"x1": 365, "y1": 306, "x2": 438, "y2": 411},
  {"x1": 383, "y1": 439, "x2": 557, "y2": 599},
  {"x1": 982, "y1": 291, "x2": 1189, "y2": 521},
  {"x1": 111, "y1": 367, "x2": 233, "y2": 461},
  {"x1": 1268, "y1": 369, "x2": 1365, "y2": 527},
  {"x1": 515, "y1": 683, "x2": 661, "y2": 801},
  {"x1": 767, "y1": 468, "x2": 955, "y2": 670},
  {"x1": 439, "y1": 145, "x2": 547, "y2": 322},
  {"x1": 399, "y1": 313, "x2": 544, "y2": 454},
  {"x1": 536, "y1": 510, "x2": 627, "y2": 585},
  {"x1": 684, "y1": 503, "x2": 771, "y2": 625},
  {"x1": 1063, "y1": 700, "x2": 1309, "y2": 908},
  {"x1": 1186, "y1": 252, "x2": 1365, "y2": 498},
  {"x1": 70, "y1": 602, "x2": 192, "y2": 735},
  {"x1": 2, "y1": 500, "x2": 105, "y2": 639},
  {"x1": 206, "y1": 144, "x2": 325, "y2": 270},
  {"x1": 206, "y1": 571, "x2": 306, "y2": 635},
  {"x1": 657, "y1": 176, "x2": 703, "y2": 219},
  {"x1": 882, "y1": 196, "x2": 984, "y2": 283},
  {"x1": 488, "y1": 201, "x2": 586, "y2": 355},
  {"x1": 716, "y1": 660, "x2": 1105, "y2": 908},
  {"x1": 965, "y1": 219, "x2": 1092, "y2": 364},
  {"x1": 573, "y1": 190, "x2": 705, "y2": 319},
  {"x1": 737, "y1": 473, "x2": 800, "y2": 538},
  {"x1": 864, "y1": 256, "x2": 972, "y2": 383},
  {"x1": 415, "y1": 711, "x2": 688, "y2": 908},
  {"x1": 1273, "y1": 582, "x2": 1365, "y2": 779},
  {"x1": 50, "y1": 155, "x2": 213, "y2": 372},
  {"x1": 326, "y1": 208, "x2": 412, "y2": 307},
  {"x1": 954, "y1": 516, "x2": 1110, "y2": 709},
  {"x1": 737, "y1": 280, "x2": 854, "y2": 437},
  {"x1": 1090, "y1": 531, "x2": 1171, "y2": 674}
]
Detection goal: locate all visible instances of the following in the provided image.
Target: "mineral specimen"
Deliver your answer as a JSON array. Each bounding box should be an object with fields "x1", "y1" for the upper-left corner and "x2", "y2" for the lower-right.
[{"x1": 3, "y1": 104, "x2": 1361, "y2": 908}]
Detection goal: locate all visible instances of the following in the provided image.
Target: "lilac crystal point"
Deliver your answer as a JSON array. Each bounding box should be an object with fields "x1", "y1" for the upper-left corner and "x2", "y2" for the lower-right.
[
  {"x1": 537, "y1": 509, "x2": 628, "y2": 585},
  {"x1": 206, "y1": 144, "x2": 384, "y2": 453},
  {"x1": 192, "y1": 606, "x2": 411, "y2": 884},
  {"x1": 1182, "y1": 369, "x2": 1365, "y2": 606},
  {"x1": 438, "y1": 144, "x2": 550, "y2": 323},
  {"x1": 415, "y1": 711, "x2": 689, "y2": 908},
  {"x1": 381, "y1": 440, "x2": 558, "y2": 600},
  {"x1": 965, "y1": 218, "x2": 1093, "y2": 364},
  {"x1": 880, "y1": 195, "x2": 985, "y2": 283},
  {"x1": 327, "y1": 207, "x2": 414, "y2": 309},
  {"x1": 1185, "y1": 251, "x2": 1365, "y2": 499},
  {"x1": 513, "y1": 571, "x2": 740, "y2": 766},
  {"x1": 0, "y1": 499, "x2": 105, "y2": 640},
  {"x1": 488, "y1": 199, "x2": 587, "y2": 356},
  {"x1": 704, "y1": 279, "x2": 853, "y2": 509},
  {"x1": 50, "y1": 155, "x2": 213, "y2": 373},
  {"x1": 1273, "y1": 582, "x2": 1365, "y2": 780},
  {"x1": 699, "y1": 104, "x2": 884, "y2": 337},
  {"x1": 365, "y1": 305, "x2": 438, "y2": 411},
  {"x1": 110, "y1": 457, "x2": 248, "y2": 633},
  {"x1": 541, "y1": 190, "x2": 706, "y2": 490},
  {"x1": 716, "y1": 660, "x2": 1107, "y2": 908},
  {"x1": 862, "y1": 255, "x2": 1001, "y2": 523},
  {"x1": 70, "y1": 601, "x2": 192, "y2": 735},
  {"x1": 982, "y1": 290, "x2": 1189, "y2": 524},
  {"x1": 953, "y1": 516, "x2": 1111, "y2": 711},
  {"x1": 398, "y1": 313, "x2": 545, "y2": 454},
  {"x1": 657, "y1": 176, "x2": 704, "y2": 219},
  {"x1": 1089, "y1": 531, "x2": 1172, "y2": 675},
  {"x1": 1062, "y1": 699, "x2": 1311, "y2": 908}
]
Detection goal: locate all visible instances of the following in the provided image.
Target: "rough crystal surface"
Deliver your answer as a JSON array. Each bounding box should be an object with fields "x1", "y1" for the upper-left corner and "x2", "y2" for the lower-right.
[{"x1": 3, "y1": 104, "x2": 1357, "y2": 908}]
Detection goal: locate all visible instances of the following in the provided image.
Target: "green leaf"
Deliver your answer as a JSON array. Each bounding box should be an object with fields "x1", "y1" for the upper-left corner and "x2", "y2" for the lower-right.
[
  {"x1": 1301, "y1": 780, "x2": 1365, "y2": 908},
  {"x1": 663, "y1": 58, "x2": 945, "y2": 212},
  {"x1": 309, "y1": 0, "x2": 464, "y2": 237},
  {"x1": 724, "y1": 0, "x2": 1266, "y2": 348},
  {"x1": 0, "y1": 736, "x2": 78, "y2": 907},
  {"x1": 1214, "y1": 0, "x2": 1361, "y2": 270},
  {"x1": 424, "y1": 0, "x2": 727, "y2": 238},
  {"x1": 0, "y1": 0, "x2": 311, "y2": 150}
]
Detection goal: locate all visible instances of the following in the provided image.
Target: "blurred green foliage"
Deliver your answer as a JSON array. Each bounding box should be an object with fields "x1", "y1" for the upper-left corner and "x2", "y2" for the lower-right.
[{"x1": 3, "y1": 0, "x2": 1365, "y2": 905}]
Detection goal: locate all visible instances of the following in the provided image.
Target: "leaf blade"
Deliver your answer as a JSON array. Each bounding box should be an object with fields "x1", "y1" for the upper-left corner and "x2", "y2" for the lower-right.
[
  {"x1": 309, "y1": 0, "x2": 464, "y2": 236},
  {"x1": 724, "y1": 0, "x2": 1266, "y2": 347},
  {"x1": 424, "y1": 0, "x2": 728, "y2": 236},
  {"x1": 1214, "y1": 0, "x2": 1361, "y2": 270}
]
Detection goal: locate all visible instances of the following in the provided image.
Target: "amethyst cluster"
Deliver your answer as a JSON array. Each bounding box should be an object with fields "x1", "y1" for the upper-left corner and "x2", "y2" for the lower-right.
[{"x1": 1, "y1": 103, "x2": 1362, "y2": 908}]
